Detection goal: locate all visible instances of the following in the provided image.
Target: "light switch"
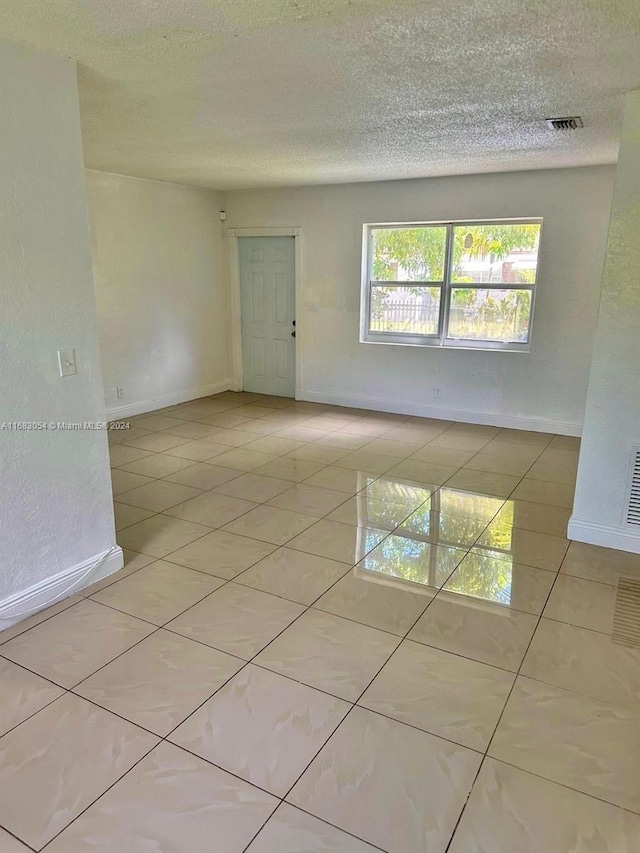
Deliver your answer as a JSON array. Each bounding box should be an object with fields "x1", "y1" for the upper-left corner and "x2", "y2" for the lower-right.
[{"x1": 57, "y1": 349, "x2": 77, "y2": 377}]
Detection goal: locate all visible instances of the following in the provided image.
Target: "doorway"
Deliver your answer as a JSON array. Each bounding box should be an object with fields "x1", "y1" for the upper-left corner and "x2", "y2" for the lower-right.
[{"x1": 238, "y1": 236, "x2": 296, "y2": 397}]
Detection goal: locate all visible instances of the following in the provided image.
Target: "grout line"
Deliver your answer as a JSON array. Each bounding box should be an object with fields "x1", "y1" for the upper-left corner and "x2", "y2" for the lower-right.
[
  {"x1": 266, "y1": 540, "x2": 494, "y2": 844},
  {"x1": 0, "y1": 827, "x2": 38, "y2": 853},
  {"x1": 278, "y1": 704, "x2": 358, "y2": 802},
  {"x1": 85, "y1": 585, "x2": 221, "y2": 629},
  {"x1": 2, "y1": 393, "x2": 586, "y2": 851},
  {"x1": 443, "y1": 538, "x2": 566, "y2": 852},
  {"x1": 0, "y1": 616, "x2": 165, "y2": 693},
  {"x1": 240, "y1": 801, "x2": 389, "y2": 853},
  {"x1": 0, "y1": 680, "x2": 66, "y2": 743},
  {"x1": 0, "y1": 595, "x2": 81, "y2": 648},
  {"x1": 25, "y1": 476, "x2": 451, "y2": 847},
  {"x1": 46, "y1": 527, "x2": 398, "y2": 848},
  {"x1": 458, "y1": 752, "x2": 640, "y2": 819},
  {"x1": 37, "y1": 736, "x2": 162, "y2": 851}
]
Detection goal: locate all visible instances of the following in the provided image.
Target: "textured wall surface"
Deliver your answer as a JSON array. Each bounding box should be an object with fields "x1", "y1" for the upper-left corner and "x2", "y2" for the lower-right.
[
  {"x1": 571, "y1": 91, "x2": 640, "y2": 546},
  {"x1": 0, "y1": 0, "x2": 638, "y2": 187},
  {"x1": 86, "y1": 171, "x2": 230, "y2": 415},
  {"x1": 0, "y1": 40, "x2": 116, "y2": 600},
  {"x1": 226, "y1": 165, "x2": 615, "y2": 431}
]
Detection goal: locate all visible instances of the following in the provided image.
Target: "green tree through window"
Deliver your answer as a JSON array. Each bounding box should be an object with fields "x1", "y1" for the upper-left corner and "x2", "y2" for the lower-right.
[{"x1": 365, "y1": 220, "x2": 541, "y2": 348}]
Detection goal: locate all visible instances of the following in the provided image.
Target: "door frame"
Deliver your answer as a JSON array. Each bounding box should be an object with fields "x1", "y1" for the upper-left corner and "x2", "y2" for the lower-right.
[{"x1": 227, "y1": 226, "x2": 302, "y2": 396}]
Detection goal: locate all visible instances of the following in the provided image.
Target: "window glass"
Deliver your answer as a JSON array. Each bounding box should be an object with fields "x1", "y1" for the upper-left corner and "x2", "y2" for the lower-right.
[
  {"x1": 451, "y1": 223, "x2": 541, "y2": 285},
  {"x1": 370, "y1": 285, "x2": 441, "y2": 336},
  {"x1": 448, "y1": 288, "x2": 533, "y2": 343},
  {"x1": 372, "y1": 227, "x2": 447, "y2": 282}
]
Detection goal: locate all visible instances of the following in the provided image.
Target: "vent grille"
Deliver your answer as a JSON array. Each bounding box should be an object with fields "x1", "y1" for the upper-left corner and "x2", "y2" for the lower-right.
[
  {"x1": 612, "y1": 578, "x2": 640, "y2": 649},
  {"x1": 626, "y1": 448, "x2": 640, "y2": 526},
  {"x1": 545, "y1": 116, "x2": 584, "y2": 131}
]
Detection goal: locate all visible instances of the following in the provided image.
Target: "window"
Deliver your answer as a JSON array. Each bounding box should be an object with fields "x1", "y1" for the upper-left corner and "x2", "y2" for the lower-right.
[{"x1": 361, "y1": 219, "x2": 542, "y2": 351}]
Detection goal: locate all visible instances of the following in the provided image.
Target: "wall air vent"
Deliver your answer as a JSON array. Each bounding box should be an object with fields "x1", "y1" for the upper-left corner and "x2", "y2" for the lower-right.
[
  {"x1": 545, "y1": 116, "x2": 584, "y2": 130},
  {"x1": 625, "y1": 447, "x2": 640, "y2": 526}
]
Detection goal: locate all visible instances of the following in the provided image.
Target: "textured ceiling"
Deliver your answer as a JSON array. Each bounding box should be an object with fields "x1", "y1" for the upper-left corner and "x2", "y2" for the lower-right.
[{"x1": 1, "y1": 0, "x2": 639, "y2": 188}]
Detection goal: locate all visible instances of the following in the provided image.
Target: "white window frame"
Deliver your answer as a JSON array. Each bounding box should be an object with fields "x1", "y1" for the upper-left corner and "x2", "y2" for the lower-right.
[{"x1": 360, "y1": 218, "x2": 543, "y2": 353}]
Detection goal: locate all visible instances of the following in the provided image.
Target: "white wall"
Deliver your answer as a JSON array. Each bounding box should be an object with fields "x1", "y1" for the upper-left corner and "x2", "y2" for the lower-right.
[
  {"x1": 86, "y1": 171, "x2": 230, "y2": 418},
  {"x1": 225, "y1": 166, "x2": 615, "y2": 433},
  {"x1": 570, "y1": 92, "x2": 640, "y2": 553},
  {"x1": 0, "y1": 40, "x2": 117, "y2": 612}
]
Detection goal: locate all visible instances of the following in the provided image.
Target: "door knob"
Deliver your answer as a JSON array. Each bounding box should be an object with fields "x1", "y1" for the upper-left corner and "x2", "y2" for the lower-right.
[{"x1": 291, "y1": 331, "x2": 296, "y2": 337}]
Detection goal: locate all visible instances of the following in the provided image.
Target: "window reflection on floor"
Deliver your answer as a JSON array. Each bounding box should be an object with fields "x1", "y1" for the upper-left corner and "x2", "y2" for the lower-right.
[
  {"x1": 445, "y1": 550, "x2": 514, "y2": 605},
  {"x1": 356, "y1": 481, "x2": 516, "y2": 606},
  {"x1": 359, "y1": 535, "x2": 466, "y2": 588}
]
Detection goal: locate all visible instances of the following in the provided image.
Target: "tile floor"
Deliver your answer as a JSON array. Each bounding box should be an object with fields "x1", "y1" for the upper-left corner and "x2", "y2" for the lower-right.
[{"x1": 1, "y1": 392, "x2": 640, "y2": 851}]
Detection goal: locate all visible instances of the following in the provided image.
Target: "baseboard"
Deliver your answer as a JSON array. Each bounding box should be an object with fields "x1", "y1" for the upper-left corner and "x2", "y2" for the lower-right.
[
  {"x1": 567, "y1": 518, "x2": 640, "y2": 555},
  {"x1": 297, "y1": 389, "x2": 582, "y2": 436},
  {"x1": 105, "y1": 380, "x2": 233, "y2": 420},
  {"x1": 0, "y1": 545, "x2": 124, "y2": 632}
]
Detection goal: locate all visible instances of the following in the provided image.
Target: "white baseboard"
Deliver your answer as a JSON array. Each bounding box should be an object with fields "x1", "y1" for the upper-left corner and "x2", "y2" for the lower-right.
[
  {"x1": 298, "y1": 389, "x2": 582, "y2": 436},
  {"x1": 0, "y1": 546, "x2": 124, "y2": 631},
  {"x1": 105, "y1": 380, "x2": 233, "y2": 420},
  {"x1": 567, "y1": 518, "x2": 640, "y2": 554}
]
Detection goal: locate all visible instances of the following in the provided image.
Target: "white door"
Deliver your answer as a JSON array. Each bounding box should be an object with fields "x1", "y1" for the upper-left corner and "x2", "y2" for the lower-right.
[{"x1": 239, "y1": 236, "x2": 296, "y2": 397}]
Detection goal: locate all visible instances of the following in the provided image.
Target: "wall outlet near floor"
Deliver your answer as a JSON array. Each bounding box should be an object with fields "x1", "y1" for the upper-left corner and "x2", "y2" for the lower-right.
[
  {"x1": 434, "y1": 386, "x2": 443, "y2": 398},
  {"x1": 116, "y1": 386, "x2": 125, "y2": 399}
]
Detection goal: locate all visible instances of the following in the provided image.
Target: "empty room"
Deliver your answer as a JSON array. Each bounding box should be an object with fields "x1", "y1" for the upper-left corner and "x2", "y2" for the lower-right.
[{"x1": 1, "y1": 1, "x2": 640, "y2": 851}]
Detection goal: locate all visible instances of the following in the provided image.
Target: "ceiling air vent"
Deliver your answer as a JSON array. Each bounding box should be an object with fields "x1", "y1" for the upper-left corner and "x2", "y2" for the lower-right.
[
  {"x1": 626, "y1": 447, "x2": 640, "y2": 526},
  {"x1": 545, "y1": 116, "x2": 584, "y2": 130}
]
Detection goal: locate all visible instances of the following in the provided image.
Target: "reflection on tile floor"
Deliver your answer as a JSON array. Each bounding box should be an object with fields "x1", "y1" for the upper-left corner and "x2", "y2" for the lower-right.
[{"x1": 1, "y1": 392, "x2": 639, "y2": 851}]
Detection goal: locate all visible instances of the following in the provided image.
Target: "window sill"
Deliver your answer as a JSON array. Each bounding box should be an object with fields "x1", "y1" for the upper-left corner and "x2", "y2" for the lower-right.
[{"x1": 359, "y1": 336, "x2": 531, "y2": 353}]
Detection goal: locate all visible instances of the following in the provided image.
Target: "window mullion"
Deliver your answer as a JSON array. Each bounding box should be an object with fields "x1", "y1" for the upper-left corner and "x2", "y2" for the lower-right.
[
  {"x1": 441, "y1": 223, "x2": 454, "y2": 343},
  {"x1": 366, "y1": 227, "x2": 374, "y2": 337}
]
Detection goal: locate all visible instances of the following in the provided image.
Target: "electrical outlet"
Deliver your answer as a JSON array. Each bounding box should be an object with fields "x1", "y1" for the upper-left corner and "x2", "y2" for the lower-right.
[
  {"x1": 116, "y1": 386, "x2": 125, "y2": 400},
  {"x1": 57, "y1": 349, "x2": 77, "y2": 377},
  {"x1": 434, "y1": 386, "x2": 442, "y2": 399}
]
